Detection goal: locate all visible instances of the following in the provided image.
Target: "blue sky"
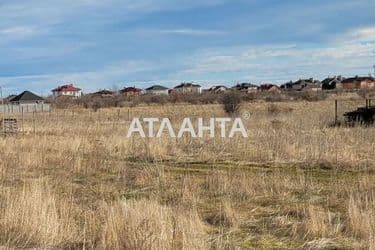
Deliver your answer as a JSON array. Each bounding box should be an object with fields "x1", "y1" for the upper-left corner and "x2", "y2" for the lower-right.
[{"x1": 0, "y1": 0, "x2": 375, "y2": 95}]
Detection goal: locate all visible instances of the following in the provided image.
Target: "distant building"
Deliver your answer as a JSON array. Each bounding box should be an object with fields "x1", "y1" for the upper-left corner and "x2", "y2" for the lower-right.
[
  {"x1": 303, "y1": 80, "x2": 322, "y2": 91},
  {"x1": 91, "y1": 89, "x2": 115, "y2": 98},
  {"x1": 145, "y1": 85, "x2": 169, "y2": 95},
  {"x1": 259, "y1": 84, "x2": 281, "y2": 93},
  {"x1": 3, "y1": 95, "x2": 17, "y2": 104},
  {"x1": 341, "y1": 76, "x2": 375, "y2": 90},
  {"x1": 282, "y1": 78, "x2": 321, "y2": 91},
  {"x1": 120, "y1": 87, "x2": 143, "y2": 97},
  {"x1": 173, "y1": 82, "x2": 202, "y2": 94},
  {"x1": 232, "y1": 83, "x2": 258, "y2": 93},
  {"x1": 52, "y1": 84, "x2": 82, "y2": 98},
  {"x1": 9, "y1": 91, "x2": 45, "y2": 104},
  {"x1": 322, "y1": 76, "x2": 344, "y2": 90},
  {"x1": 280, "y1": 81, "x2": 294, "y2": 90},
  {"x1": 207, "y1": 85, "x2": 228, "y2": 93}
]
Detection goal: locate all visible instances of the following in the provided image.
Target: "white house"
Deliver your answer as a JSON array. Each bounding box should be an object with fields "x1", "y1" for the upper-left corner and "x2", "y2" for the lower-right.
[
  {"x1": 173, "y1": 82, "x2": 202, "y2": 94},
  {"x1": 52, "y1": 84, "x2": 82, "y2": 98}
]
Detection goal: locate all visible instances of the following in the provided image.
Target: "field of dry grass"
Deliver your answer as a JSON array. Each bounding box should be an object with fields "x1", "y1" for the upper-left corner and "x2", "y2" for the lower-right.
[{"x1": 0, "y1": 97, "x2": 374, "y2": 249}]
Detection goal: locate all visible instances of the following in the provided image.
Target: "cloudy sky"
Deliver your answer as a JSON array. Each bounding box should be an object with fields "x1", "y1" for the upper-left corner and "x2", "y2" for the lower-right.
[{"x1": 0, "y1": 0, "x2": 375, "y2": 95}]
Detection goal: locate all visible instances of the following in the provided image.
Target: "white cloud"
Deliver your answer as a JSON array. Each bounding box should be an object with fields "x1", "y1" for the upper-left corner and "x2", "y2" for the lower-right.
[
  {"x1": 172, "y1": 29, "x2": 375, "y2": 83},
  {"x1": 347, "y1": 27, "x2": 375, "y2": 42},
  {"x1": 0, "y1": 60, "x2": 160, "y2": 94},
  {"x1": 122, "y1": 28, "x2": 227, "y2": 37},
  {"x1": 0, "y1": 26, "x2": 35, "y2": 36},
  {"x1": 0, "y1": 0, "x2": 231, "y2": 44},
  {"x1": 0, "y1": 0, "x2": 229, "y2": 21},
  {"x1": 334, "y1": 26, "x2": 375, "y2": 44},
  {"x1": 0, "y1": 26, "x2": 40, "y2": 41},
  {"x1": 2, "y1": 27, "x2": 374, "y2": 93},
  {"x1": 0, "y1": 1, "x2": 374, "y2": 91},
  {"x1": 159, "y1": 29, "x2": 225, "y2": 36}
]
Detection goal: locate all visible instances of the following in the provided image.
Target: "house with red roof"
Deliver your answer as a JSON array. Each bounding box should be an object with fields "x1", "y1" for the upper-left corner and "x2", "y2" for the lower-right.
[
  {"x1": 341, "y1": 76, "x2": 375, "y2": 90},
  {"x1": 52, "y1": 84, "x2": 82, "y2": 98},
  {"x1": 120, "y1": 87, "x2": 143, "y2": 97}
]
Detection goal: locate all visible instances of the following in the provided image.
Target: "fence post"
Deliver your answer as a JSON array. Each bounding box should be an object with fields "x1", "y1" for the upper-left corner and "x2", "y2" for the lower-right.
[
  {"x1": 33, "y1": 111, "x2": 36, "y2": 135},
  {"x1": 334, "y1": 100, "x2": 338, "y2": 124},
  {"x1": 1, "y1": 106, "x2": 3, "y2": 134},
  {"x1": 21, "y1": 106, "x2": 24, "y2": 133}
]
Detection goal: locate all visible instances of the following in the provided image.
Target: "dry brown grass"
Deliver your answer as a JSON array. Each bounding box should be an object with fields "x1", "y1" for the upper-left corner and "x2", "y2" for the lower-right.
[
  {"x1": 102, "y1": 199, "x2": 207, "y2": 250},
  {"x1": 0, "y1": 97, "x2": 373, "y2": 249},
  {"x1": 0, "y1": 180, "x2": 79, "y2": 248},
  {"x1": 348, "y1": 193, "x2": 375, "y2": 248}
]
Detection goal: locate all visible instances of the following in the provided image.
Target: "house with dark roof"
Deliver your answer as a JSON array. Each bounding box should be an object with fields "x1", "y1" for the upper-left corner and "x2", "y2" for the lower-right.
[
  {"x1": 173, "y1": 82, "x2": 202, "y2": 94},
  {"x1": 3, "y1": 95, "x2": 17, "y2": 104},
  {"x1": 207, "y1": 85, "x2": 228, "y2": 93},
  {"x1": 301, "y1": 79, "x2": 322, "y2": 91},
  {"x1": 341, "y1": 76, "x2": 375, "y2": 90},
  {"x1": 52, "y1": 84, "x2": 82, "y2": 98},
  {"x1": 9, "y1": 91, "x2": 45, "y2": 104},
  {"x1": 282, "y1": 78, "x2": 321, "y2": 91},
  {"x1": 280, "y1": 81, "x2": 294, "y2": 90},
  {"x1": 322, "y1": 76, "x2": 344, "y2": 90},
  {"x1": 145, "y1": 85, "x2": 169, "y2": 95},
  {"x1": 90, "y1": 89, "x2": 116, "y2": 98},
  {"x1": 232, "y1": 83, "x2": 259, "y2": 93},
  {"x1": 0, "y1": 91, "x2": 50, "y2": 113},
  {"x1": 259, "y1": 84, "x2": 281, "y2": 93},
  {"x1": 120, "y1": 87, "x2": 143, "y2": 97}
]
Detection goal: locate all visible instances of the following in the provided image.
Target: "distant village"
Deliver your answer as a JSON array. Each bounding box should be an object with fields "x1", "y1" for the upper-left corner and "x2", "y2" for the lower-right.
[{"x1": 2, "y1": 75, "x2": 375, "y2": 105}]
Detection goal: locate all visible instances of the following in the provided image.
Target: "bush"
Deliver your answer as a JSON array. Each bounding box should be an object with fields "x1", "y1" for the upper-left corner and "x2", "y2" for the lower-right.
[
  {"x1": 221, "y1": 91, "x2": 242, "y2": 115},
  {"x1": 300, "y1": 91, "x2": 328, "y2": 102},
  {"x1": 267, "y1": 103, "x2": 293, "y2": 115}
]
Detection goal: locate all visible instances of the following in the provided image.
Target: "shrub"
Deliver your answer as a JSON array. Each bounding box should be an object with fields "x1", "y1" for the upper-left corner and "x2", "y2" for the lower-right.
[
  {"x1": 300, "y1": 91, "x2": 328, "y2": 102},
  {"x1": 221, "y1": 91, "x2": 242, "y2": 115},
  {"x1": 267, "y1": 104, "x2": 293, "y2": 114}
]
